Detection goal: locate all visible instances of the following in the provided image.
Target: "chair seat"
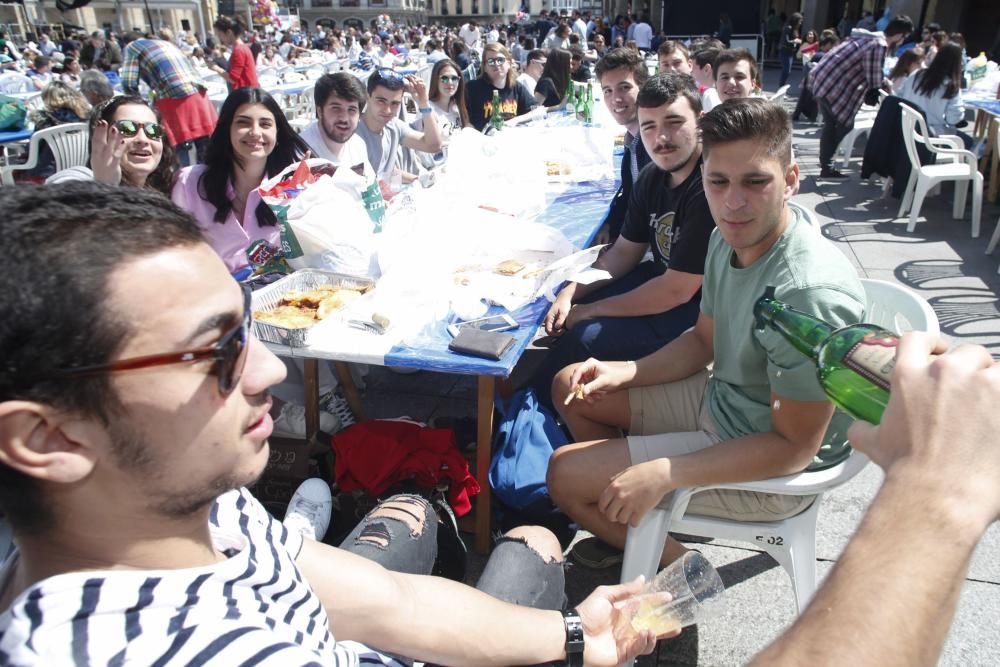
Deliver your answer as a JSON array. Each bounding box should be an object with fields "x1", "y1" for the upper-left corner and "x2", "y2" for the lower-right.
[{"x1": 921, "y1": 162, "x2": 977, "y2": 178}]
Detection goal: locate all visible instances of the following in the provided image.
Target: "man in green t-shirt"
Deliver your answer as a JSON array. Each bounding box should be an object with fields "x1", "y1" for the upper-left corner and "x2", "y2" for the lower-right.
[{"x1": 547, "y1": 98, "x2": 866, "y2": 568}]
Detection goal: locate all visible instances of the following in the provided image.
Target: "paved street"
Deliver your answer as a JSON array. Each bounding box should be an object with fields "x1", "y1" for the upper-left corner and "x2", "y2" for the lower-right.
[{"x1": 356, "y1": 67, "x2": 1000, "y2": 665}]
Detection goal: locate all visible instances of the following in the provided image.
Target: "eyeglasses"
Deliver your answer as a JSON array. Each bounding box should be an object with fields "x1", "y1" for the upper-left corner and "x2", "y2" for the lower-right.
[
  {"x1": 115, "y1": 119, "x2": 165, "y2": 141},
  {"x1": 439, "y1": 75, "x2": 460, "y2": 83},
  {"x1": 53, "y1": 287, "x2": 251, "y2": 397},
  {"x1": 485, "y1": 57, "x2": 507, "y2": 66}
]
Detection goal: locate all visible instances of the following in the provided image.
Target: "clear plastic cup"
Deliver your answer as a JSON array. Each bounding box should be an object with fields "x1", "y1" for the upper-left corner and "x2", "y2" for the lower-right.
[{"x1": 620, "y1": 551, "x2": 726, "y2": 636}]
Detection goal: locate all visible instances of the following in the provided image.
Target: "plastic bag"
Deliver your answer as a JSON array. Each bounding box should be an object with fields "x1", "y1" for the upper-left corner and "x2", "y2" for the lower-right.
[
  {"x1": 257, "y1": 158, "x2": 387, "y2": 277},
  {"x1": 0, "y1": 95, "x2": 26, "y2": 132}
]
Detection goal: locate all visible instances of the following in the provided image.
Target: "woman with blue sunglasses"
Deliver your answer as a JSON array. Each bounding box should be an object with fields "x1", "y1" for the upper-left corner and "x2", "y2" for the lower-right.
[{"x1": 47, "y1": 95, "x2": 178, "y2": 195}]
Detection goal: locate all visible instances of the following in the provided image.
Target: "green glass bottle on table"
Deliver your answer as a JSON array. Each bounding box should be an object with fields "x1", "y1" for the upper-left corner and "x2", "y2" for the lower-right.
[
  {"x1": 584, "y1": 82, "x2": 594, "y2": 123},
  {"x1": 753, "y1": 287, "x2": 897, "y2": 425},
  {"x1": 489, "y1": 89, "x2": 504, "y2": 131},
  {"x1": 565, "y1": 83, "x2": 577, "y2": 117}
]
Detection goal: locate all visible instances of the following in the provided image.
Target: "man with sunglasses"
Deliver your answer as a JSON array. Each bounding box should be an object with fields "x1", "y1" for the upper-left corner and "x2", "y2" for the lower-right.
[
  {"x1": 354, "y1": 67, "x2": 443, "y2": 183},
  {"x1": 121, "y1": 35, "x2": 218, "y2": 166},
  {"x1": 517, "y1": 48, "x2": 546, "y2": 97},
  {"x1": 0, "y1": 183, "x2": 659, "y2": 666}
]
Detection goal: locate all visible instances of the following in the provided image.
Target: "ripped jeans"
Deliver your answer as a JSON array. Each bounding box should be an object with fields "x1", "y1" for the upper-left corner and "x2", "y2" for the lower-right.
[{"x1": 339, "y1": 494, "x2": 566, "y2": 609}]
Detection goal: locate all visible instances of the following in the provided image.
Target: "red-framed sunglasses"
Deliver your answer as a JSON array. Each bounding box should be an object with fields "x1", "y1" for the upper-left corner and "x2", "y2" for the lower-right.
[{"x1": 53, "y1": 287, "x2": 251, "y2": 396}]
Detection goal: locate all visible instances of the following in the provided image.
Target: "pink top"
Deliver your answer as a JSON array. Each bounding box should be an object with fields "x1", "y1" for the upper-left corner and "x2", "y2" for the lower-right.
[{"x1": 171, "y1": 164, "x2": 281, "y2": 274}]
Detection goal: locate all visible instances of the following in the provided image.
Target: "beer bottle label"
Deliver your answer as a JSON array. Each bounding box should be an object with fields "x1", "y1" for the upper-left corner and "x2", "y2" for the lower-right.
[{"x1": 843, "y1": 332, "x2": 897, "y2": 392}]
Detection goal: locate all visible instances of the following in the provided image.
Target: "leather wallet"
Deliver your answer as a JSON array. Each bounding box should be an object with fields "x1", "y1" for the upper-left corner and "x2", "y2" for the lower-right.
[{"x1": 448, "y1": 328, "x2": 516, "y2": 360}]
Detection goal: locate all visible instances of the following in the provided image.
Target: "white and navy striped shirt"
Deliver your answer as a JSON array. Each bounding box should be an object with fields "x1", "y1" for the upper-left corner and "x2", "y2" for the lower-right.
[{"x1": 0, "y1": 488, "x2": 404, "y2": 666}]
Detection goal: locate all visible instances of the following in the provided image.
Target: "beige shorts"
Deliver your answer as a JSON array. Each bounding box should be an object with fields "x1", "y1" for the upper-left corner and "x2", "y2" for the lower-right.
[{"x1": 627, "y1": 370, "x2": 814, "y2": 522}]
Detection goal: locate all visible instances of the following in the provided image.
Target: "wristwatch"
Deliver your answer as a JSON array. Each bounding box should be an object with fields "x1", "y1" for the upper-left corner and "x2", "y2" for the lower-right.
[{"x1": 562, "y1": 608, "x2": 585, "y2": 666}]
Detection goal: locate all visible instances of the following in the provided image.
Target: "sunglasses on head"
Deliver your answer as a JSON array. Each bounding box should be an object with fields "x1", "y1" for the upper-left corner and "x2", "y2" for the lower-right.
[
  {"x1": 115, "y1": 119, "x2": 165, "y2": 140},
  {"x1": 376, "y1": 66, "x2": 405, "y2": 82},
  {"x1": 439, "y1": 75, "x2": 460, "y2": 83},
  {"x1": 486, "y1": 57, "x2": 507, "y2": 66},
  {"x1": 53, "y1": 287, "x2": 251, "y2": 397}
]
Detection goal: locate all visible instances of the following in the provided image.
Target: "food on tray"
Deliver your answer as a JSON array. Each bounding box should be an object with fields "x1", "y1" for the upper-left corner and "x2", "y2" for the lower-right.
[
  {"x1": 545, "y1": 160, "x2": 570, "y2": 177},
  {"x1": 494, "y1": 259, "x2": 527, "y2": 276},
  {"x1": 254, "y1": 285, "x2": 366, "y2": 329}
]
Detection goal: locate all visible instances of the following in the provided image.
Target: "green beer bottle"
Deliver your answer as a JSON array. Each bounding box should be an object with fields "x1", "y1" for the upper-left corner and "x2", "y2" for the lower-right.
[
  {"x1": 753, "y1": 287, "x2": 898, "y2": 425},
  {"x1": 565, "y1": 83, "x2": 577, "y2": 117},
  {"x1": 584, "y1": 82, "x2": 594, "y2": 123},
  {"x1": 489, "y1": 89, "x2": 504, "y2": 131}
]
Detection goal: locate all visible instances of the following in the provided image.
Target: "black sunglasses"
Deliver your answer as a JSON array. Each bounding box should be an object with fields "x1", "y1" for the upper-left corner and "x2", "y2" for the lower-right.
[
  {"x1": 53, "y1": 287, "x2": 251, "y2": 397},
  {"x1": 115, "y1": 119, "x2": 165, "y2": 141}
]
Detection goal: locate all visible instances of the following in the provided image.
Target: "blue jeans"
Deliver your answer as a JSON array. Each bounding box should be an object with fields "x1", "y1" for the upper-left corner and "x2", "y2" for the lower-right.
[
  {"x1": 340, "y1": 494, "x2": 565, "y2": 609},
  {"x1": 779, "y1": 50, "x2": 795, "y2": 87},
  {"x1": 528, "y1": 261, "x2": 702, "y2": 411}
]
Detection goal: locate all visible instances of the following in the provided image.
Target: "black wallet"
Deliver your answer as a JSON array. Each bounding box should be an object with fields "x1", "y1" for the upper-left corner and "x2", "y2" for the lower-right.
[{"x1": 448, "y1": 328, "x2": 516, "y2": 360}]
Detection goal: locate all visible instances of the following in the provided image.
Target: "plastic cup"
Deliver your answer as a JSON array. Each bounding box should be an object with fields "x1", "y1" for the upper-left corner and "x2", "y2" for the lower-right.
[{"x1": 621, "y1": 551, "x2": 725, "y2": 636}]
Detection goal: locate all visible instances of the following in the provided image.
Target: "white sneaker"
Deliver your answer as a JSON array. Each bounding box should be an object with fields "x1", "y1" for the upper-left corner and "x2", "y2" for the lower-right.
[
  {"x1": 272, "y1": 403, "x2": 339, "y2": 439},
  {"x1": 283, "y1": 478, "x2": 333, "y2": 541}
]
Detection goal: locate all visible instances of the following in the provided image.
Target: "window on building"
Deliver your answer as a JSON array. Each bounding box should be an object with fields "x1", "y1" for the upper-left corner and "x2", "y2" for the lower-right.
[
  {"x1": 181, "y1": 19, "x2": 191, "y2": 31},
  {"x1": 492, "y1": 0, "x2": 499, "y2": 13},
  {"x1": 441, "y1": 0, "x2": 449, "y2": 14},
  {"x1": 471, "y1": 0, "x2": 478, "y2": 13},
  {"x1": 456, "y1": 0, "x2": 463, "y2": 14}
]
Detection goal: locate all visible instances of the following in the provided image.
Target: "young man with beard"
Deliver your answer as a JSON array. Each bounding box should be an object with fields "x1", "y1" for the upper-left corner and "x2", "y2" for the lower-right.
[
  {"x1": 530, "y1": 72, "x2": 715, "y2": 411},
  {"x1": 547, "y1": 99, "x2": 866, "y2": 568},
  {"x1": 300, "y1": 72, "x2": 374, "y2": 174},
  {"x1": 0, "y1": 183, "x2": 661, "y2": 665}
]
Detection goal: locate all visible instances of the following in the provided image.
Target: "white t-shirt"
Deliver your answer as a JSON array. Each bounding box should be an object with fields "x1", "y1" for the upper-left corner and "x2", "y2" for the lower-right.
[
  {"x1": 702, "y1": 87, "x2": 721, "y2": 112},
  {"x1": 0, "y1": 488, "x2": 402, "y2": 665},
  {"x1": 517, "y1": 72, "x2": 537, "y2": 97},
  {"x1": 459, "y1": 25, "x2": 482, "y2": 49},
  {"x1": 299, "y1": 121, "x2": 376, "y2": 174}
]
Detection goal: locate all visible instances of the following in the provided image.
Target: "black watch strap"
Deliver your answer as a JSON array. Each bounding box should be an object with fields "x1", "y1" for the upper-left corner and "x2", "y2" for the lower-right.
[{"x1": 562, "y1": 608, "x2": 585, "y2": 667}]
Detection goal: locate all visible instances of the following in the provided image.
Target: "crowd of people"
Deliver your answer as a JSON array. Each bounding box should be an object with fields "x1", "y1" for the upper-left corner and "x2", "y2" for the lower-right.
[{"x1": 0, "y1": 7, "x2": 998, "y2": 667}]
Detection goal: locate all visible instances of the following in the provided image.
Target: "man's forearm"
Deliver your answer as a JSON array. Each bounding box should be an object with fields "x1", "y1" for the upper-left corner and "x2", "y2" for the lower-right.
[
  {"x1": 363, "y1": 571, "x2": 566, "y2": 666},
  {"x1": 631, "y1": 328, "x2": 712, "y2": 388},
  {"x1": 752, "y1": 472, "x2": 984, "y2": 667},
  {"x1": 585, "y1": 274, "x2": 698, "y2": 319}
]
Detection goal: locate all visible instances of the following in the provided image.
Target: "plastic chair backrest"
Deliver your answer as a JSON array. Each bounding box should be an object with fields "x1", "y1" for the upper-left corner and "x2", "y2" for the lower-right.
[
  {"x1": 39, "y1": 122, "x2": 89, "y2": 172},
  {"x1": 0, "y1": 74, "x2": 33, "y2": 93},
  {"x1": 861, "y1": 278, "x2": 940, "y2": 336},
  {"x1": 900, "y1": 103, "x2": 929, "y2": 169}
]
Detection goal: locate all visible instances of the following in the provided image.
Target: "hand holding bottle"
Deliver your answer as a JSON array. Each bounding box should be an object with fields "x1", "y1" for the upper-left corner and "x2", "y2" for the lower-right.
[{"x1": 847, "y1": 333, "x2": 1000, "y2": 528}]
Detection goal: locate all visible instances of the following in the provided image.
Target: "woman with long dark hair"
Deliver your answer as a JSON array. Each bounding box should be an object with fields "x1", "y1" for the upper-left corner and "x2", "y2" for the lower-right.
[
  {"x1": 47, "y1": 95, "x2": 178, "y2": 195},
  {"x1": 898, "y1": 42, "x2": 971, "y2": 147},
  {"x1": 427, "y1": 57, "x2": 470, "y2": 131},
  {"x1": 533, "y1": 48, "x2": 571, "y2": 109},
  {"x1": 171, "y1": 87, "x2": 310, "y2": 274},
  {"x1": 779, "y1": 12, "x2": 803, "y2": 87}
]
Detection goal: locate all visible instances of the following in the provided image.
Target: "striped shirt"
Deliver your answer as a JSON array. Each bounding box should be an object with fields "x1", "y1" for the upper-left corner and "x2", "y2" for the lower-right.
[
  {"x1": 122, "y1": 38, "x2": 205, "y2": 100},
  {"x1": 809, "y1": 29, "x2": 887, "y2": 125},
  {"x1": 0, "y1": 488, "x2": 403, "y2": 666}
]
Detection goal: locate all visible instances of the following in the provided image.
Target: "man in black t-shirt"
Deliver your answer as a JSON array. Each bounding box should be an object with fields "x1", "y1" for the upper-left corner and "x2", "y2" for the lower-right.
[{"x1": 530, "y1": 73, "x2": 715, "y2": 410}]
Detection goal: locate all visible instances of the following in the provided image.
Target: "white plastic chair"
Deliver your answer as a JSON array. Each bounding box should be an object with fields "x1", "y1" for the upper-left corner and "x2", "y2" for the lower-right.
[
  {"x1": 897, "y1": 104, "x2": 983, "y2": 236},
  {"x1": 619, "y1": 279, "x2": 939, "y2": 642},
  {"x1": 768, "y1": 84, "x2": 789, "y2": 103},
  {"x1": 0, "y1": 123, "x2": 89, "y2": 185},
  {"x1": 0, "y1": 73, "x2": 34, "y2": 94},
  {"x1": 286, "y1": 84, "x2": 317, "y2": 133}
]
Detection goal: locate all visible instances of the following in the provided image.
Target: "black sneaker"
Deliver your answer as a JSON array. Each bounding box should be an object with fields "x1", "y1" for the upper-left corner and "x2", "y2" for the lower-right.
[
  {"x1": 570, "y1": 536, "x2": 623, "y2": 569},
  {"x1": 819, "y1": 167, "x2": 849, "y2": 179}
]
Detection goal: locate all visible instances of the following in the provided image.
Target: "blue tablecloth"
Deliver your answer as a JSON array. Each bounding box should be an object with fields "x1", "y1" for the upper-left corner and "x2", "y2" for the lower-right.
[
  {"x1": 383, "y1": 179, "x2": 617, "y2": 376},
  {"x1": 0, "y1": 128, "x2": 32, "y2": 145},
  {"x1": 967, "y1": 97, "x2": 1000, "y2": 117}
]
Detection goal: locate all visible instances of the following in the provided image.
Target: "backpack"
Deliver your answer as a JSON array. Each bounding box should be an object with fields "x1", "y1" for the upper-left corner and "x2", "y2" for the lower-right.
[
  {"x1": 488, "y1": 387, "x2": 570, "y2": 524},
  {"x1": 0, "y1": 95, "x2": 27, "y2": 132}
]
